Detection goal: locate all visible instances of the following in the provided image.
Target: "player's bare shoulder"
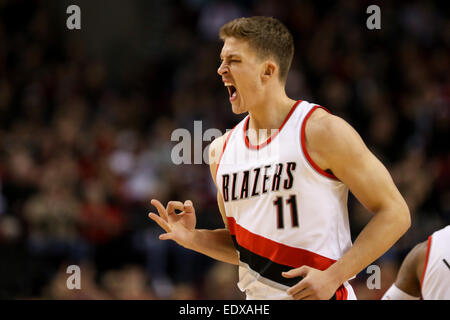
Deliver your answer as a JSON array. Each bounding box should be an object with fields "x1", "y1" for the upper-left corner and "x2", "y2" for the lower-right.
[
  {"x1": 306, "y1": 108, "x2": 364, "y2": 151},
  {"x1": 209, "y1": 130, "x2": 233, "y2": 185},
  {"x1": 304, "y1": 108, "x2": 366, "y2": 172}
]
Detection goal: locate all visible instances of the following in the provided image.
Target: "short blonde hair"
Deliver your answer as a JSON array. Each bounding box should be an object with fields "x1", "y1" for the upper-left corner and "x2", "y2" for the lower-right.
[{"x1": 219, "y1": 16, "x2": 294, "y2": 83}]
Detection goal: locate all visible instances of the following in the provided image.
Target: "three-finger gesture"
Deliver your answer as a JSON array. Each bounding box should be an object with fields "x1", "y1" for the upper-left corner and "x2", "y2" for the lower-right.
[{"x1": 148, "y1": 199, "x2": 197, "y2": 248}]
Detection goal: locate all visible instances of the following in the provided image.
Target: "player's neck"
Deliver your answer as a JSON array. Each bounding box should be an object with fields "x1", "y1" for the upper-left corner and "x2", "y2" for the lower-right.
[{"x1": 247, "y1": 89, "x2": 296, "y2": 132}]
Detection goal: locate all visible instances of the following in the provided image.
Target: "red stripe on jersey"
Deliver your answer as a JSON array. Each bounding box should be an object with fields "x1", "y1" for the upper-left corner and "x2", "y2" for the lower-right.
[
  {"x1": 420, "y1": 235, "x2": 432, "y2": 290},
  {"x1": 227, "y1": 217, "x2": 336, "y2": 270},
  {"x1": 300, "y1": 105, "x2": 339, "y2": 180},
  {"x1": 244, "y1": 100, "x2": 302, "y2": 150},
  {"x1": 335, "y1": 284, "x2": 349, "y2": 300}
]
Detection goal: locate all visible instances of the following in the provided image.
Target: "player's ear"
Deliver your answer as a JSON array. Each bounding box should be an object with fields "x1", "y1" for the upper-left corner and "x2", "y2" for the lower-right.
[{"x1": 262, "y1": 61, "x2": 276, "y2": 81}]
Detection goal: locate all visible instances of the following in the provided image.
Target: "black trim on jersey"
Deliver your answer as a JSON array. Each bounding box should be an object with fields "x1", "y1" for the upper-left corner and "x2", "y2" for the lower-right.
[
  {"x1": 443, "y1": 259, "x2": 450, "y2": 270},
  {"x1": 231, "y1": 235, "x2": 337, "y2": 300}
]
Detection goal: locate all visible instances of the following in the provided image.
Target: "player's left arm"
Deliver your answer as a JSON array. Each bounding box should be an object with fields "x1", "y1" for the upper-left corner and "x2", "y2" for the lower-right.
[{"x1": 283, "y1": 109, "x2": 411, "y2": 300}]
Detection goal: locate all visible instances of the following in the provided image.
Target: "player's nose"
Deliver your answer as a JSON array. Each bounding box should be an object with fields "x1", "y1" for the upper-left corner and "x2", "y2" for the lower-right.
[{"x1": 217, "y1": 62, "x2": 227, "y2": 76}]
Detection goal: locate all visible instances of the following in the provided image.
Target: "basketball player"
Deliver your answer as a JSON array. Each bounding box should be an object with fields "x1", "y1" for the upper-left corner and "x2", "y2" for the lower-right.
[
  {"x1": 382, "y1": 225, "x2": 450, "y2": 300},
  {"x1": 148, "y1": 16, "x2": 411, "y2": 300}
]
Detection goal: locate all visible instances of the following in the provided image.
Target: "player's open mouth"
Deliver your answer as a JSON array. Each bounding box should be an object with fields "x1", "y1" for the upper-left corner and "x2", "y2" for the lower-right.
[{"x1": 226, "y1": 84, "x2": 238, "y2": 102}]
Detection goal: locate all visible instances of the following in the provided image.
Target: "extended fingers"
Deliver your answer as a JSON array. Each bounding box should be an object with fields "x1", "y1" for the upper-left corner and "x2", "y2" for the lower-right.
[
  {"x1": 151, "y1": 199, "x2": 169, "y2": 221},
  {"x1": 148, "y1": 212, "x2": 171, "y2": 232}
]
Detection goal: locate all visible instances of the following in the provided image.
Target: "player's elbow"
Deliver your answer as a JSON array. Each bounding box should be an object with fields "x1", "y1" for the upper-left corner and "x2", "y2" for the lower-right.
[
  {"x1": 393, "y1": 199, "x2": 411, "y2": 235},
  {"x1": 378, "y1": 197, "x2": 411, "y2": 236}
]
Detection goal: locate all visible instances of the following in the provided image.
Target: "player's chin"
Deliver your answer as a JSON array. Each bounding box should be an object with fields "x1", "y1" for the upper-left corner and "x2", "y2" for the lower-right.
[{"x1": 230, "y1": 101, "x2": 247, "y2": 114}]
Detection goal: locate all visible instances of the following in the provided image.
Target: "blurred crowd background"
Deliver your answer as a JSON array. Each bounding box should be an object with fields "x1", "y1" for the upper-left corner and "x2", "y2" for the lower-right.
[{"x1": 0, "y1": 0, "x2": 448, "y2": 300}]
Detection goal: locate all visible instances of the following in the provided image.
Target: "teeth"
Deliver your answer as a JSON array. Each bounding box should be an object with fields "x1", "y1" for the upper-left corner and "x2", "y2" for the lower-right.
[{"x1": 232, "y1": 91, "x2": 237, "y2": 97}]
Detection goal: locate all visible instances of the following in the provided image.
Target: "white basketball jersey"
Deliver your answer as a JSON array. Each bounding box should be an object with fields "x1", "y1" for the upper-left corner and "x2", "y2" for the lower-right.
[
  {"x1": 421, "y1": 225, "x2": 450, "y2": 300},
  {"x1": 216, "y1": 100, "x2": 356, "y2": 300}
]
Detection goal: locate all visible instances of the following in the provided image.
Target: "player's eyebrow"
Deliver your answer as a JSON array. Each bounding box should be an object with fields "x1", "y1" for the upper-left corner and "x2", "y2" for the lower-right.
[{"x1": 220, "y1": 54, "x2": 241, "y2": 60}]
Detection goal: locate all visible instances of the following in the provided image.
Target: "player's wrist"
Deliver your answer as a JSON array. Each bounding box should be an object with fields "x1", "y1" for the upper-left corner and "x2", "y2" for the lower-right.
[
  {"x1": 324, "y1": 264, "x2": 346, "y2": 288},
  {"x1": 180, "y1": 228, "x2": 198, "y2": 250}
]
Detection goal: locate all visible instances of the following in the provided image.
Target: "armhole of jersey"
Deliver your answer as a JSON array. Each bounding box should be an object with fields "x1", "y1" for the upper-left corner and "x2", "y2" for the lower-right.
[
  {"x1": 300, "y1": 105, "x2": 339, "y2": 181},
  {"x1": 420, "y1": 235, "x2": 432, "y2": 291},
  {"x1": 215, "y1": 127, "x2": 236, "y2": 183}
]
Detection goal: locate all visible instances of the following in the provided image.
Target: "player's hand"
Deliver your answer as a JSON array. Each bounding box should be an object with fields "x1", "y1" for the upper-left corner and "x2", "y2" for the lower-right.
[
  {"x1": 282, "y1": 266, "x2": 340, "y2": 300},
  {"x1": 148, "y1": 199, "x2": 197, "y2": 248}
]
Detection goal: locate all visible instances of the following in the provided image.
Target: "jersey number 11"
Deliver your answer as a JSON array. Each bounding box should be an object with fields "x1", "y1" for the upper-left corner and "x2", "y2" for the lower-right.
[{"x1": 273, "y1": 195, "x2": 299, "y2": 229}]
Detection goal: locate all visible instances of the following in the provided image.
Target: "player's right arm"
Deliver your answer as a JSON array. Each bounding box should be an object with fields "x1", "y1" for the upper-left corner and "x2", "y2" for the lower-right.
[
  {"x1": 148, "y1": 131, "x2": 238, "y2": 265},
  {"x1": 381, "y1": 241, "x2": 427, "y2": 299}
]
